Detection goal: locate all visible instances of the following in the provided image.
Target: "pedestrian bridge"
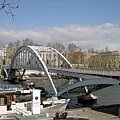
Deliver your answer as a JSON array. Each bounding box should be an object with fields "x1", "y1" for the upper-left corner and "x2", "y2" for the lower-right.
[{"x1": 1, "y1": 45, "x2": 120, "y2": 96}]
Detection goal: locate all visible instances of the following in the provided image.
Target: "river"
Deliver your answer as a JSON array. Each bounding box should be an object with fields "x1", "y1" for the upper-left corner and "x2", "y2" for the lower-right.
[{"x1": 0, "y1": 77, "x2": 120, "y2": 108}]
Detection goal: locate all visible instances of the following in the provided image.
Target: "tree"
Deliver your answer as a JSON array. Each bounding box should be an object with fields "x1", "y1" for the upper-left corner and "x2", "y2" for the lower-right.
[
  {"x1": 15, "y1": 39, "x2": 21, "y2": 50},
  {"x1": 68, "y1": 43, "x2": 77, "y2": 52},
  {"x1": 47, "y1": 42, "x2": 65, "y2": 52},
  {"x1": 8, "y1": 42, "x2": 14, "y2": 49},
  {"x1": 47, "y1": 43, "x2": 52, "y2": 47},
  {"x1": 6, "y1": 42, "x2": 15, "y2": 64},
  {"x1": 22, "y1": 38, "x2": 42, "y2": 46},
  {"x1": 0, "y1": 0, "x2": 21, "y2": 21},
  {"x1": 23, "y1": 38, "x2": 31, "y2": 45},
  {"x1": 29, "y1": 39, "x2": 34, "y2": 45}
]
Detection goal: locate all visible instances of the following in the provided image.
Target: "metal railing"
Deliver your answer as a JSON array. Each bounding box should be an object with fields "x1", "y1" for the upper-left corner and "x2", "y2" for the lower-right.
[
  {"x1": 0, "y1": 84, "x2": 22, "y2": 91},
  {"x1": 14, "y1": 107, "x2": 32, "y2": 116}
]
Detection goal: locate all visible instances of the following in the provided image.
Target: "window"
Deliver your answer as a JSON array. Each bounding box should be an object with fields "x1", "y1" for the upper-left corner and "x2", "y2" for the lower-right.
[{"x1": 0, "y1": 98, "x2": 5, "y2": 105}]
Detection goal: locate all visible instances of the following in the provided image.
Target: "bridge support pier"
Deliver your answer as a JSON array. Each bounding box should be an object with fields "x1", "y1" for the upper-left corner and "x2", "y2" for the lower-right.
[{"x1": 77, "y1": 94, "x2": 98, "y2": 105}]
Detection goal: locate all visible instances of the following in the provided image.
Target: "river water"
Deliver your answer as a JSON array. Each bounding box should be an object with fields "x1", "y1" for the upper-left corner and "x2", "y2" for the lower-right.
[{"x1": 0, "y1": 78, "x2": 120, "y2": 108}]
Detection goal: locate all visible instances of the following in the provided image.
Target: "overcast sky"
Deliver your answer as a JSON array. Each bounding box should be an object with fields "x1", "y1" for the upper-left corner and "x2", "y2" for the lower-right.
[{"x1": 0, "y1": 0, "x2": 120, "y2": 51}]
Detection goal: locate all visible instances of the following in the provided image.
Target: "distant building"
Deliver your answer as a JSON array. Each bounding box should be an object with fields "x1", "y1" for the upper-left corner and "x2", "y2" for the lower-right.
[{"x1": 0, "y1": 46, "x2": 7, "y2": 70}]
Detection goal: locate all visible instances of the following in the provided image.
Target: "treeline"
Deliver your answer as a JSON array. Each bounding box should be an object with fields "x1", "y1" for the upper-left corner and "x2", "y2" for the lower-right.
[
  {"x1": 7, "y1": 38, "x2": 82, "y2": 53},
  {"x1": 7, "y1": 38, "x2": 41, "y2": 51},
  {"x1": 4, "y1": 38, "x2": 120, "y2": 69},
  {"x1": 7, "y1": 38, "x2": 110, "y2": 53}
]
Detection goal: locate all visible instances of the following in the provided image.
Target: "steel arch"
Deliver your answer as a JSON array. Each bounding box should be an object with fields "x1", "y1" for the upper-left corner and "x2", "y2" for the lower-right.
[
  {"x1": 8, "y1": 45, "x2": 73, "y2": 96},
  {"x1": 57, "y1": 79, "x2": 120, "y2": 96},
  {"x1": 28, "y1": 46, "x2": 72, "y2": 68}
]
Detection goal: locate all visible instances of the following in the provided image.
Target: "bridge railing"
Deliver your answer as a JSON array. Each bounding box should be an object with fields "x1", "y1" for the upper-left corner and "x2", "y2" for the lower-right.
[
  {"x1": 0, "y1": 84, "x2": 22, "y2": 91},
  {"x1": 49, "y1": 67, "x2": 120, "y2": 78},
  {"x1": 75, "y1": 68, "x2": 120, "y2": 77}
]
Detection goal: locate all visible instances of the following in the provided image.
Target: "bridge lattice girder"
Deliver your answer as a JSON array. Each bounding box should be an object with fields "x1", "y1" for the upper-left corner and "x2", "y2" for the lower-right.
[
  {"x1": 4, "y1": 45, "x2": 120, "y2": 97},
  {"x1": 8, "y1": 45, "x2": 72, "y2": 96},
  {"x1": 57, "y1": 79, "x2": 120, "y2": 96}
]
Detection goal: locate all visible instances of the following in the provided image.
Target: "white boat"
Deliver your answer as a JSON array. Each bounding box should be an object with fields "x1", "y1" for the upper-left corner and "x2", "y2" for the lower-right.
[
  {"x1": 40, "y1": 97, "x2": 70, "y2": 113},
  {"x1": 25, "y1": 97, "x2": 70, "y2": 114},
  {"x1": 0, "y1": 90, "x2": 70, "y2": 115}
]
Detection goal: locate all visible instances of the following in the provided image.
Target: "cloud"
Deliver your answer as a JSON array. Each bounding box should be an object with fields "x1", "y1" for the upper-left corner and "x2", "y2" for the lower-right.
[{"x1": 0, "y1": 23, "x2": 120, "y2": 51}]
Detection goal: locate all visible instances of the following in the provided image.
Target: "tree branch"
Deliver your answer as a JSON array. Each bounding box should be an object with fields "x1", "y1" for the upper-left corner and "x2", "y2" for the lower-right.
[{"x1": 0, "y1": 0, "x2": 21, "y2": 21}]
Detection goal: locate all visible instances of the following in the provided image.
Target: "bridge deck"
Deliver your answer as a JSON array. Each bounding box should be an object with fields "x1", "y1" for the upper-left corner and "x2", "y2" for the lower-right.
[{"x1": 49, "y1": 67, "x2": 120, "y2": 79}]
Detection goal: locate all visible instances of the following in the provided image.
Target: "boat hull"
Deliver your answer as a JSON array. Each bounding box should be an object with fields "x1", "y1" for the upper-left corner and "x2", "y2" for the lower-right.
[
  {"x1": 78, "y1": 94, "x2": 98, "y2": 105},
  {"x1": 40, "y1": 100, "x2": 69, "y2": 113}
]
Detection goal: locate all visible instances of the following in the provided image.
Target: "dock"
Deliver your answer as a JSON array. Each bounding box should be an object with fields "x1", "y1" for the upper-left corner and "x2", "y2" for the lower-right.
[{"x1": 0, "y1": 107, "x2": 119, "y2": 120}]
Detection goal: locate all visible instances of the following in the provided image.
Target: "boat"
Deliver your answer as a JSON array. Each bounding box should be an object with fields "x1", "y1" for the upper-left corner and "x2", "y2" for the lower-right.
[
  {"x1": 77, "y1": 94, "x2": 98, "y2": 104},
  {"x1": 26, "y1": 97, "x2": 70, "y2": 114},
  {"x1": 41, "y1": 97, "x2": 70, "y2": 113},
  {"x1": 0, "y1": 89, "x2": 70, "y2": 115},
  {"x1": 15, "y1": 82, "x2": 48, "y2": 97},
  {"x1": 40, "y1": 100, "x2": 69, "y2": 114}
]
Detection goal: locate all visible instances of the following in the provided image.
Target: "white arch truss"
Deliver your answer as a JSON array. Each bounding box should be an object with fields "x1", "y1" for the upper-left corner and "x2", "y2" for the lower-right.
[
  {"x1": 57, "y1": 79, "x2": 120, "y2": 96},
  {"x1": 9, "y1": 45, "x2": 72, "y2": 96}
]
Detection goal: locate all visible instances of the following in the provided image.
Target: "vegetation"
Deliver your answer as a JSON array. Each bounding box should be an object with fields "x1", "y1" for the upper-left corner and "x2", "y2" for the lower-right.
[
  {"x1": 0, "y1": 1, "x2": 119, "y2": 70},
  {"x1": 1, "y1": 38, "x2": 120, "y2": 70},
  {"x1": 0, "y1": 0, "x2": 20, "y2": 21}
]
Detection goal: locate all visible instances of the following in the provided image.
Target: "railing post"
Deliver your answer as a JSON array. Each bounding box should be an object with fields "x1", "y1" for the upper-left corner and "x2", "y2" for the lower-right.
[
  {"x1": 102, "y1": 70, "x2": 104, "y2": 77},
  {"x1": 110, "y1": 70, "x2": 112, "y2": 77}
]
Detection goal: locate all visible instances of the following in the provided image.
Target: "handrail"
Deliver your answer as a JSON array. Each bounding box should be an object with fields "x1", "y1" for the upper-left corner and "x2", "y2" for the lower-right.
[
  {"x1": 14, "y1": 107, "x2": 31, "y2": 116},
  {"x1": 0, "y1": 84, "x2": 22, "y2": 91}
]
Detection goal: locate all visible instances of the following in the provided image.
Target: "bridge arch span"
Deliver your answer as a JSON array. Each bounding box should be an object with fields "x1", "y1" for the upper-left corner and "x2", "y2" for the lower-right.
[
  {"x1": 8, "y1": 45, "x2": 72, "y2": 96},
  {"x1": 9, "y1": 45, "x2": 57, "y2": 95},
  {"x1": 57, "y1": 79, "x2": 120, "y2": 96}
]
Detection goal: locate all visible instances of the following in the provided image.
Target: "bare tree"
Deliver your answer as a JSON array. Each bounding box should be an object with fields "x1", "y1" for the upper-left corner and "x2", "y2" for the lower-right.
[
  {"x1": 68, "y1": 43, "x2": 77, "y2": 52},
  {"x1": 23, "y1": 38, "x2": 28, "y2": 46},
  {"x1": 22, "y1": 38, "x2": 41, "y2": 46},
  {"x1": 0, "y1": 0, "x2": 20, "y2": 21},
  {"x1": 15, "y1": 39, "x2": 21, "y2": 50},
  {"x1": 6, "y1": 42, "x2": 15, "y2": 65},
  {"x1": 47, "y1": 42, "x2": 65, "y2": 52}
]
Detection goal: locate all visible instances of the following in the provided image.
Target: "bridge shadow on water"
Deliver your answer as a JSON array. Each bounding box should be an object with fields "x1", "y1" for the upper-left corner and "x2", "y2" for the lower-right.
[{"x1": 91, "y1": 104, "x2": 120, "y2": 116}]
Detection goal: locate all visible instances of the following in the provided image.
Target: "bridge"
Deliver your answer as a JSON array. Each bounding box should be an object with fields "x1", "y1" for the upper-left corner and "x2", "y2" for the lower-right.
[{"x1": 1, "y1": 45, "x2": 120, "y2": 96}]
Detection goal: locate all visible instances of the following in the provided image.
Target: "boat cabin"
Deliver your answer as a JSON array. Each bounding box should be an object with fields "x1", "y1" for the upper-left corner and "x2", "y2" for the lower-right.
[{"x1": 0, "y1": 91, "x2": 16, "y2": 106}]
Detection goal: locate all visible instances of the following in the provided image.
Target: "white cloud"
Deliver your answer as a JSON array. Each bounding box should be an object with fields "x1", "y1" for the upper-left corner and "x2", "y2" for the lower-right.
[{"x1": 0, "y1": 23, "x2": 120, "y2": 51}]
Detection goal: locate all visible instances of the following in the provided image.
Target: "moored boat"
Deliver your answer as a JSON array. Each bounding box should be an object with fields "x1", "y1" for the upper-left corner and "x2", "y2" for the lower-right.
[
  {"x1": 78, "y1": 94, "x2": 98, "y2": 104},
  {"x1": 26, "y1": 97, "x2": 70, "y2": 114},
  {"x1": 0, "y1": 90, "x2": 70, "y2": 115}
]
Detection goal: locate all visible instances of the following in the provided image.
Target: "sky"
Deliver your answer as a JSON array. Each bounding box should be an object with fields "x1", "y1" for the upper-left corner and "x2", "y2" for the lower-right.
[{"x1": 0, "y1": 0, "x2": 120, "y2": 51}]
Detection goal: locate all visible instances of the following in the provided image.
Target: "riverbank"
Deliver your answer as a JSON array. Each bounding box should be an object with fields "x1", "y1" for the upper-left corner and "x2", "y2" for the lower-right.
[
  {"x1": 66, "y1": 107, "x2": 120, "y2": 120},
  {"x1": 13, "y1": 107, "x2": 120, "y2": 120},
  {"x1": 1, "y1": 98, "x2": 119, "y2": 120},
  {"x1": 0, "y1": 77, "x2": 120, "y2": 119},
  {"x1": 91, "y1": 104, "x2": 120, "y2": 116}
]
